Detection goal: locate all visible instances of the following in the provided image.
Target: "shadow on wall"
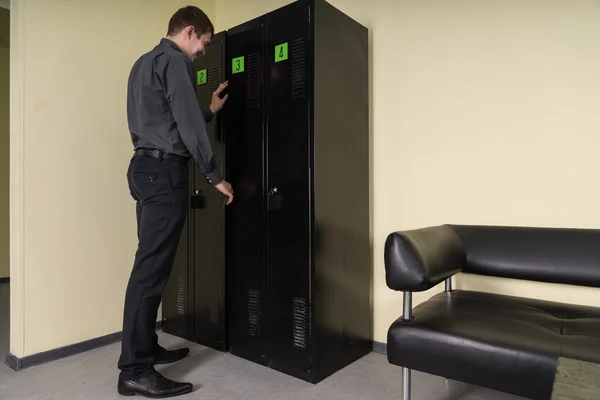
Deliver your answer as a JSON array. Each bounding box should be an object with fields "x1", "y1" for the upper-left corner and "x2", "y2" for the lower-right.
[
  {"x1": 0, "y1": 284, "x2": 9, "y2": 357},
  {"x1": 0, "y1": 6, "x2": 9, "y2": 281}
]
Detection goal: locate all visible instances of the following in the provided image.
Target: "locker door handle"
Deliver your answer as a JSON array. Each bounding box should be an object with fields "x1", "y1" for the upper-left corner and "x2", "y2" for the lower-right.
[
  {"x1": 268, "y1": 187, "x2": 283, "y2": 211},
  {"x1": 191, "y1": 189, "x2": 205, "y2": 209}
]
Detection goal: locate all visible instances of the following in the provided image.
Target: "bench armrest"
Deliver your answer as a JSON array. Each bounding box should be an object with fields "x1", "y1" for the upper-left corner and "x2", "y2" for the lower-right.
[{"x1": 384, "y1": 225, "x2": 466, "y2": 292}]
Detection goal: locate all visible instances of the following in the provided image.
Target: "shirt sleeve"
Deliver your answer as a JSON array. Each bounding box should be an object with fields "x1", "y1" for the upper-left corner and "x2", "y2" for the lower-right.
[
  {"x1": 202, "y1": 107, "x2": 214, "y2": 124},
  {"x1": 164, "y1": 56, "x2": 222, "y2": 185}
]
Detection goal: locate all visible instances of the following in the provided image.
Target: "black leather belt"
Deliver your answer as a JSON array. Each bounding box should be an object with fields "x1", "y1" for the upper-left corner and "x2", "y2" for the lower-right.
[{"x1": 135, "y1": 148, "x2": 189, "y2": 164}]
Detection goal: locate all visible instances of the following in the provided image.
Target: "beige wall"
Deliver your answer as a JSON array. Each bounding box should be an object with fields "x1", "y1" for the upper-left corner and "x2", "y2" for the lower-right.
[
  {"x1": 10, "y1": 0, "x2": 216, "y2": 357},
  {"x1": 216, "y1": 0, "x2": 600, "y2": 343}
]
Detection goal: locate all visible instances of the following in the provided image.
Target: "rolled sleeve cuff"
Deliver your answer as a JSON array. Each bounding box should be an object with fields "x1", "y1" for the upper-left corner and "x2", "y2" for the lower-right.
[
  {"x1": 204, "y1": 170, "x2": 222, "y2": 186},
  {"x1": 203, "y1": 107, "x2": 214, "y2": 123}
]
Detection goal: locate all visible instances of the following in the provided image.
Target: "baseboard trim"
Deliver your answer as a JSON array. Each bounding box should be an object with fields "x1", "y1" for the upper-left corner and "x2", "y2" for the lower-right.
[
  {"x1": 5, "y1": 321, "x2": 162, "y2": 371},
  {"x1": 0, "y1": 277, "x2": 9, "y2": 284},
  {"x1": 372, "y1": 341, "x2": 387, "y2": 355}
]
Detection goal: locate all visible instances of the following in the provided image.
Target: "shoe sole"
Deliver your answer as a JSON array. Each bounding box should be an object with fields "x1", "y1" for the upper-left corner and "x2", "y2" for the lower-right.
[
  {"x1": 153, "y1": 353, "x2": 189, "y2": 365},
  {"x1": 117, "y1": 386, "x2": 193, "y2": 398},
  {"x1": 152, "y1": 358, "x2": 185, "y2": 365}
]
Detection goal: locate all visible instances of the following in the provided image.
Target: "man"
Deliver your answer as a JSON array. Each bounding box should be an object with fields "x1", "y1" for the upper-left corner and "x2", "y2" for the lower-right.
[{"x1": 117, "y1": 6, "x2": 232, "y2": 398}]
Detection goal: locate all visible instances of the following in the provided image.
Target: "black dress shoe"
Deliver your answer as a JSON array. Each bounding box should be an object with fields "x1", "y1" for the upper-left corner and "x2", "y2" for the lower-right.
[
  {"x1": 153, "y1": 347, "x2": 190, "y2": 365},
  {"x1": 117, "y1": 371, "x2": 193, "y2": 398}
]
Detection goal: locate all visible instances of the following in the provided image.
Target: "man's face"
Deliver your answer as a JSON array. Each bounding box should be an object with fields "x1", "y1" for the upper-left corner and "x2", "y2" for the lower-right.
[{"x1": 186, "y1": 30, "x2": 212, "y2": 61}]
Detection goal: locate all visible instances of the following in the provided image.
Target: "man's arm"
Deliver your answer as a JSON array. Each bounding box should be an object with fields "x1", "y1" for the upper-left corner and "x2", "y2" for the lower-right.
[{"x1": 164, "y1": 56, "x2": 221, "y2": 185}]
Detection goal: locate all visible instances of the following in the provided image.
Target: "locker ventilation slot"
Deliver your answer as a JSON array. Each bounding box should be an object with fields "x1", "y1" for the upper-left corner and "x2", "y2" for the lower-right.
[
  {"x1": 247, "y1": 53, "x2": 261, "y2": 108},
  {"x1": 207, "y1": 66, "x2": 220, "y2": 105},
  {"x1": 248, "y1": 289, "x2": 261, "y2": 336},
  {"x1": 176, "y1": 277, "x2": 187, "y2": 316},
  {"x1": 292, "y1": 297, "x2": 308, "y2": 349},
  {"x1": 291, "y1": 38, "x2": 306, "y2": 99},
  {"x1": 209, "y1": 281, "x2": 220, "y2": 325}
]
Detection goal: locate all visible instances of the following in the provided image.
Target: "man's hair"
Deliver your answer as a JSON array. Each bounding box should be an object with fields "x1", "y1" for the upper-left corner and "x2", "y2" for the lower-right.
[{"x1": 167, "y1": 6, "x2": 214, "y2": 37}]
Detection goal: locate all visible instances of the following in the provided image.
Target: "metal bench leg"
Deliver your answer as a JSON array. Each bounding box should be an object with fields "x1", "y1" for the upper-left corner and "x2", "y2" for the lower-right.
[
  {"x1": 403, "y1": 367, "x2": 411, "y2": 400},
  {"x1": 402, "y1": 292, "x2": 413, "y2": 400},
  {"x1": 445, "y1": 277, "x2": 452, "y2": 292}
]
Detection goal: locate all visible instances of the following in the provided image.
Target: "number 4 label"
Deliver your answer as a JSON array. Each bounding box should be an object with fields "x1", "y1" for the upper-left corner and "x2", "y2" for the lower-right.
[{"x1": 275, "y1": 43, "x2": 288, "y2": 62}]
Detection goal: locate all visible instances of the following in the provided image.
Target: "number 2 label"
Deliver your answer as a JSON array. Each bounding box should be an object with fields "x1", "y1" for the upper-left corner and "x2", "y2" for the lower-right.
[
  {"x1": 197, "y1": 69, "x2": 207, "y2": 85},
  {"x1": 232, "y1": 56, "x2": 245, "y2": 74}
]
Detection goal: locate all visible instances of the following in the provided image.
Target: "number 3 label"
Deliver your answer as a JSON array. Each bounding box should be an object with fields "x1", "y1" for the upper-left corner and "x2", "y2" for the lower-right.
[{"x1": 232, "y1": 56, "x2": 245, "y2": 74}]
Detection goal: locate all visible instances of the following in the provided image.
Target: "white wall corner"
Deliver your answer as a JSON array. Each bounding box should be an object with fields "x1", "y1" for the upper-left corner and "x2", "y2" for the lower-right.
[{"x1": 9, "y1": 0, "x2": 24, "y2": 358}]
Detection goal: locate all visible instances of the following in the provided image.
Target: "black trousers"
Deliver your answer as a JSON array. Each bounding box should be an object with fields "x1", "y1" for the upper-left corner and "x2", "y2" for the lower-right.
[{"x1": 118, "y1": 154, "x2": 189, "y2": 380}]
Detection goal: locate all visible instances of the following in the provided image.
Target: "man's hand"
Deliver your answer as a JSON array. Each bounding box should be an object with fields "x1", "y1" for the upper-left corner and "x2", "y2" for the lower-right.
[
  {"x1": 210, "y1": 81, "x2": 229, "y2": 114},
  {"x1": 215, "y1": 180, "x2": 234, "y2": 205}
]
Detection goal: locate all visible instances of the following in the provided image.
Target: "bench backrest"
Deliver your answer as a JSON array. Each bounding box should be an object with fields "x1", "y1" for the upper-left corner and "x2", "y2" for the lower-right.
[{"x1": 450, "y1": 225, "x2": 600, "y2": 288}]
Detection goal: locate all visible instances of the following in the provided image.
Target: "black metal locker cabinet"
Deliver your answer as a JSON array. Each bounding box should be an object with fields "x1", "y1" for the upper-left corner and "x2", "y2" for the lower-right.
[
  {"x1": 224, "y1": 17, "x2": 270, "y2": 365},
  {"x1": 163, "y1": 189, "x2": 191, "y2": 339},
  {"x1": 266, "y1": 2, "x2": 313, "y2": 380},
  {"x1": 308, "y1": 0, "x2": 372, "y2": 382},
  {"x1": 164, "y1": 0, "x2": 371, "y2": 385},
  {"x1": 162, "y1": 31, "x2": 228, "y2": 351},
  {"x1": 190, "y1": 31, "x2": 228, "y2": 351},
  {"x1": 266, "y1": 0, "x2": 372, "y2": 383},
  {"x1": 225, "y1": 0, "x2": 371, "y2": 383}
]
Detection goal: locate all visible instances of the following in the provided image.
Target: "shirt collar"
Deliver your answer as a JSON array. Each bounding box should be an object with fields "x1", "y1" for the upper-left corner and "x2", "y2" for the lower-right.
[{"x1": 160, "y1": 38, "x2": 183, "y2": 54}]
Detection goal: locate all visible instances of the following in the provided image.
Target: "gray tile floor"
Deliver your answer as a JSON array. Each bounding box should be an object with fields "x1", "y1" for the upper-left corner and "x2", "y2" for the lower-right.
[{"x1": 0, "y1": 283, "x2": 524, "y2": 400}]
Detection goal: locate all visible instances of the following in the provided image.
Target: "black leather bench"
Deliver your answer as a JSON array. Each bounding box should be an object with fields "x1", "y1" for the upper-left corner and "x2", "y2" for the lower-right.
[{"x1": 384, "y1": 224, "x2": 600, "y2": 400}]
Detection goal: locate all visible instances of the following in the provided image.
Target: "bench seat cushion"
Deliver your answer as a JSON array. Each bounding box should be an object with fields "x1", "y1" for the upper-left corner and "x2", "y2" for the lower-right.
[{"x1": 387, "y1": 290, "x2": 600, "y2": 400}]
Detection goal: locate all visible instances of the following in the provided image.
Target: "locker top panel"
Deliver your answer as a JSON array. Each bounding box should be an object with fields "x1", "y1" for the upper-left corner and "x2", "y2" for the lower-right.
[
  {"x1": 227, "y1": 15, "x2": 266, "y2": 36},
  {"x1": 210, "y1": 30, "x2": 227, "y2": 44}
]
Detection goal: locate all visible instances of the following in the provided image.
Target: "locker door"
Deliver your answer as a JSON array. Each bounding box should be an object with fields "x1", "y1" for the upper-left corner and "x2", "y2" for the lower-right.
[
  {"x1": 162, "y1": 32, "x2": 228, "y2": 347},
  {"x1": 225, "y1": 18, "x2": 269, "y2": 365},
  {"x1": 266, "y1": 3, "x2": 313, "y2": 378},
  {"x1": 190, "y1": 32, "x2": 228, "y2": 351},
  {"x1": 162, "y1": 161, "x2": 193, "y2": 339}
]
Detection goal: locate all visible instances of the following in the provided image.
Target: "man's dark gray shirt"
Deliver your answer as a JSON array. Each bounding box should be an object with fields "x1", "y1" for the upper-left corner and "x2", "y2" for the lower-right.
[{"x1": 127, "y1": 38, "x2": 221, "y2": 185}]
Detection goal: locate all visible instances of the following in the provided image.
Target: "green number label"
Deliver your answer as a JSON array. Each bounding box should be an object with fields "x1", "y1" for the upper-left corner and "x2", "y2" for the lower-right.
[
  {"x1": 275, "y1": 43, "x2": 288, "y2": 62},
  {"x1": 197, "y1": 69, "x2": 207, "y2": 85},
  {"x1": 232, "y1": 56, "x2": 245, "y2": 74}
]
